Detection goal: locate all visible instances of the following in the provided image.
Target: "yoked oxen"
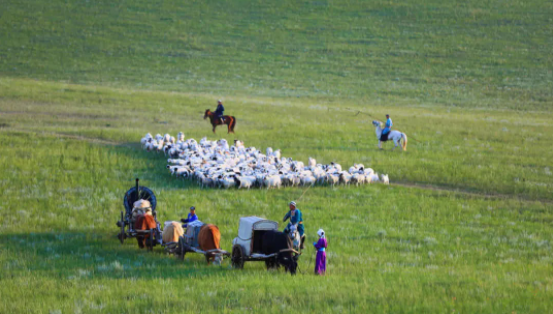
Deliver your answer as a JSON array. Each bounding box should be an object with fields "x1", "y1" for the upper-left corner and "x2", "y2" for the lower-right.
[{"x1": 261, "y1": 230, "x2": 299, "y2": 275}]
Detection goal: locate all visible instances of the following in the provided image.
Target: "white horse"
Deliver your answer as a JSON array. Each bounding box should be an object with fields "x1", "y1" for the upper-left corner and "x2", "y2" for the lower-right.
[
  {"x1": 372, "y1": 120, "x2": 408, "y2": 151},
  {"x1": 286, "y1": 224, "x2": 302, "y2": 252}
]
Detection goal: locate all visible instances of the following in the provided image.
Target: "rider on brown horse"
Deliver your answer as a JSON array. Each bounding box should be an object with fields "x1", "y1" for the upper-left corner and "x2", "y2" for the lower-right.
[
  {"x1": 204, "y1": 104, "x2": 237, "y2": 134},
  {"x1": 215, "y1": 100, "x2": 225, "y2": 125}
]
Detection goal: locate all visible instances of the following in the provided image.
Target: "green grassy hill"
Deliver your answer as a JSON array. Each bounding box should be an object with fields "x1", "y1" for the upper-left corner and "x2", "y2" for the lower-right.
[
  {"x1": 1, "y1": 0, "x2": 552, "y2": 109},
  {"x1": 0, "y1": 0, "x2": 552, "y2": 313}
]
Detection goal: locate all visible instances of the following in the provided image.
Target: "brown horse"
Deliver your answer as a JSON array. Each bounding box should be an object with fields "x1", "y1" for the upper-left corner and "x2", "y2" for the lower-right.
[{"x1": 204, "y1": 109, "x2": 236, "y2": 134}]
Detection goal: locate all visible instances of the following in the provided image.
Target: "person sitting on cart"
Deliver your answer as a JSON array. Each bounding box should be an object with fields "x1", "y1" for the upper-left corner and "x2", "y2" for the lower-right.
[
  {"x1": 283, "y1": 201, "x2": 305, "y2": 248},
  {"x1": 181, "y1": 206, "x2": 198, "y2": 228}
]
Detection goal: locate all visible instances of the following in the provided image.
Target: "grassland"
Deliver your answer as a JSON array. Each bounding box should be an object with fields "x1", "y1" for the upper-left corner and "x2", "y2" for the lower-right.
[
  {"x1": 1, "y1": 0, "x2": 552, "y2": 109},
  {"x1": 0, "y1": 0, "x2": 552, "y2": 313}
]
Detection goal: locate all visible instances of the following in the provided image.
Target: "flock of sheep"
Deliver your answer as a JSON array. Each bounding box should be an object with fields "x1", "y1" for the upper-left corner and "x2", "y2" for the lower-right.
[{"x1": 141, "y1": 133, "x2": 389, "y2": 189}]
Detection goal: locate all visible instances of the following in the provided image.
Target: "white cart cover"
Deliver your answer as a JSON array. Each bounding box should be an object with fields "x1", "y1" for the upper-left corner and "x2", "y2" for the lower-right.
[{"x1": 233, "y1": 216, "x2": 278, "y2": 256}]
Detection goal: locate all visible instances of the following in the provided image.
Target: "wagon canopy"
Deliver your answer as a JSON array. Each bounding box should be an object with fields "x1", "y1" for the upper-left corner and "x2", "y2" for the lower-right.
[
  {"x1": 123, "y1": 186, "x2": 157, "y2": 213},
  {"x1": 237, "y1": 216, "x2": 278, "y2": 241}
]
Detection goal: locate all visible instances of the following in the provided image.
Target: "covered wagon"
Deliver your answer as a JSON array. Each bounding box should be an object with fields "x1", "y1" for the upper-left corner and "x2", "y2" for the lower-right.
[{"x1": 232, "y1": 216, "x2": 300, "y2": 274}]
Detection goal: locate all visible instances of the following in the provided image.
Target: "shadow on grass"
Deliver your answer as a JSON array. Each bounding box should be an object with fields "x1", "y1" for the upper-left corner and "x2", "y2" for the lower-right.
[
  {"x1": 0, "y1": 232, "x2": 241, "y2": 281},
  {"x1": 111, "y1": 142, "x2": 208, "y2": 192}
]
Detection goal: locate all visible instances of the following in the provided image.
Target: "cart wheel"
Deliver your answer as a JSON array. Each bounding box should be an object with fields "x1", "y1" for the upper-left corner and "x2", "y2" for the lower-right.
[
  {"x1": 178, "y1": 237, "x2": 187, "y2": 260},
  {"x1": 231, "y1": 245, "x2": 244, "y2": 269},
  {"x1": 119, "y1": 211, "x2": 125, "y2": 244}
]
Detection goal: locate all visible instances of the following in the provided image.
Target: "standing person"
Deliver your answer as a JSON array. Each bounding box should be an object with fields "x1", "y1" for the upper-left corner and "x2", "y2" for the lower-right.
[
  {"x1": 215, "y1": 100, "x2": 225, "y2": 125},
  {"x1": 313, "y1": 229, "x2": 327, "y2": 275},
  {"x1": 380, "y1": 114, "x2": 393, "y2": 142},
  {"x1": 181, "y1": 206, "x2": 198, "y2": 228},
  {"x1": 283, "y1": 201, "x2": 305, "y2": 248}
]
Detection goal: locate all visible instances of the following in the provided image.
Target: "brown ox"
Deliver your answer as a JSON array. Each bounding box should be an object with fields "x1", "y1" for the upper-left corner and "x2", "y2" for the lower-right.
[
  {"x1": 198, "y1": 224, "x2": 223, "y2": 264},
  {"x1": 134, "y1": 214, "x2": 157, "y2": 249}
]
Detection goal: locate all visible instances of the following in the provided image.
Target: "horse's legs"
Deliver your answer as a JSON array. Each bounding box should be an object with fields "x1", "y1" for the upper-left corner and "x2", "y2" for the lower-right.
[
  {"x1": 212, "y1": 125, "x2": 216, "y2": 134},
  {"x1": 378, "y1": 141, "x2": 382, "y2": 150}
]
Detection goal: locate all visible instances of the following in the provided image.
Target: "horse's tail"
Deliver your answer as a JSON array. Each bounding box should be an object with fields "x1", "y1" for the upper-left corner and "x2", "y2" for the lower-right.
[
  {"x1": 401, "y1": 133, "x2": 408, "y2": 151},
  {"x1": 229, "y1": 116, "x2": 237, "y2": 132}
]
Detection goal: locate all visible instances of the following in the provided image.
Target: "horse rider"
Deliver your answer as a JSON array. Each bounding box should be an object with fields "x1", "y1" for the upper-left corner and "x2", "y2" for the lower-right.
[
  {"x1": 215, "y1": 100, "x2": 225, "y2": 124},
  {"x1": 380, "y1": 114, "x2": 393, "y2": 141},
  {"x1": 181, "y1": 206, "x2": 198, "y2": 228},
  {"x1": 283, "y1": 201, "x2": 305, "y2": 249}
]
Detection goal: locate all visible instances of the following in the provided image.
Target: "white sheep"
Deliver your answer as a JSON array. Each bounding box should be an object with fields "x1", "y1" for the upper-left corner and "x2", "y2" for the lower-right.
[
  {"x1": 351, "y1": 172, "x2": 366, "y2": 186},
  {"x1": 142, "y1": 133, "x2": 391, "y2": 190},
  {"x1": 308, "y1": 157, "x2": 317, "y2": 169},
  {"x1": 340, "y1": 172, "x2": 352, "y2": 185},
  {"x1": 263, "y1": 175, "x2": 282, "y2": 189},
  {"x1": 236, "y1": 175, "x2": 256, "y2": 189},
  {"x1": 300, "y1": 175, "x2": 316, "y2": 186},
  {"x1": 326, "y1": 173, "x2": 339, "y2": 186}
]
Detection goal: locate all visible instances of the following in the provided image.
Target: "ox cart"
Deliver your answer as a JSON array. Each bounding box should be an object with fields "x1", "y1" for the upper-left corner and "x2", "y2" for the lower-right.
[
  {"x1": 231, "y1": 216, "x2": 300, "y2": 272},
  {"x1": 171, "y1": 220, "x2": 230, "y2": 264},
  {"x1": 116, "y1": 178, "x2": 162, "y2": 250}
]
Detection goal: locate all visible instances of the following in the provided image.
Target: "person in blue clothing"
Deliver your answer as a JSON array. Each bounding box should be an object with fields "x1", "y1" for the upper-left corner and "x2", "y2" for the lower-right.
[
  {"x1": 380, "y1": 114, "x2": 393, "y2": 141},
  {"x1": 283, "y1": 201, "x2": 306, "y2": 249},
  {"x1": 214, "y1": 100, "x2": 225, "y2": 125},
  {"x1": 181, "y1": 206, "x2": 198, "y2": 228}
]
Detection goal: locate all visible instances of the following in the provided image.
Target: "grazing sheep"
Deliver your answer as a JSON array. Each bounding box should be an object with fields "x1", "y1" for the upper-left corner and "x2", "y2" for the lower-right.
[
  {"x1": 143, "y1": 133, "x2": 390, "y2": 190},
  {"x1": 141, "y1": 133, "x2": 152, "y2": 145},
  {"x1": 308, "y1": 157, "x2": 317, "y2": 169},
  {"x1": 364, "y1": 168, "x2": 375, "y2": 177},
  {"x1": 326, "y1": 173, "x2": 339, "y2": 186},
  {"x1": 220, "y1": 175, "x2": 236, "y2": 189},
  {"x1": 235, "y1": 175, "x2": 256, "y2": 189},
  {"x1": 300, "y1": 175, "x2": 316, "y2": 186},
  {"x1": 369, "y1": 173, "x2": 380, "y2": 183},
  {"x1": 351, "y1": 172, "x2": 366, "y2": 186},
  {"x1": 263, "y1": 175, "x2": 282, "y2": 189},
  {"x1": 340, "y1": 172, "x2": 352, "y2": 185}
]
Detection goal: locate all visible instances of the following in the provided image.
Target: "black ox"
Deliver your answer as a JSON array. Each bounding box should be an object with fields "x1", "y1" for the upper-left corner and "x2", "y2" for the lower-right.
[{"x1": 261, "y1": 230, "x2": 298, "y2": 275}]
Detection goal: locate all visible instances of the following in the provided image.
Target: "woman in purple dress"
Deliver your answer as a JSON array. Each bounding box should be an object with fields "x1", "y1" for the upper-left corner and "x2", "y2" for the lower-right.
[{"x1": 313, "y1": 229, "x2": 327, "y2": 275}]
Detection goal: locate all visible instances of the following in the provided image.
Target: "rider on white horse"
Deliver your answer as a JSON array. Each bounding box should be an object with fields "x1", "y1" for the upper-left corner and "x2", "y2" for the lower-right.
[
  {"x1": 283, "y1": 201, "x2": 305, "y2": 250},
  {"x1": 372, "y1": 116, "x2": 408, "y2": 151},
  {"x1": 380, "y1": 114, "x2": 392, "y2": 141}
]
